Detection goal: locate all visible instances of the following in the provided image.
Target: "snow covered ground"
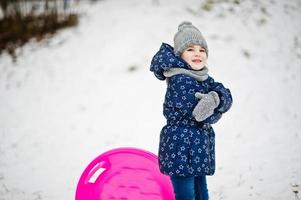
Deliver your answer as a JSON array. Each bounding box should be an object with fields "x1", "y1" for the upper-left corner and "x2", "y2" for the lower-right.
[{"x1": 1, "y1": 0, "x2": 301, "y2": 199}]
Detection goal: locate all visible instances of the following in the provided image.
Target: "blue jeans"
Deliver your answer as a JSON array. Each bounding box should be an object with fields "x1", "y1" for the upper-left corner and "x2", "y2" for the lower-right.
[{"x1": 170, "y1": 176, "x2": 209, "y2": 200}]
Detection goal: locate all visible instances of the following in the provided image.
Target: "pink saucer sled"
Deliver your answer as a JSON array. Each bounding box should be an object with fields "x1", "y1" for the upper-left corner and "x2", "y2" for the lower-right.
[{"x1": 76, "y1": 147, "x2": 175, "y2": 200}]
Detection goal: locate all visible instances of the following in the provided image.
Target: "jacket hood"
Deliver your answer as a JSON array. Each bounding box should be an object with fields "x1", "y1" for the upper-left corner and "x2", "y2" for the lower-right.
[{"x1": 150, "y1": 43, "x2": 190, "y2": 80}]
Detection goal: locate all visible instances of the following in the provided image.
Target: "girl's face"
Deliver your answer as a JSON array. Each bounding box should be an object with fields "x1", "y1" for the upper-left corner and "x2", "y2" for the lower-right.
[{"x1": 181, "y1": 45, "x2": 208, "y2": 70}]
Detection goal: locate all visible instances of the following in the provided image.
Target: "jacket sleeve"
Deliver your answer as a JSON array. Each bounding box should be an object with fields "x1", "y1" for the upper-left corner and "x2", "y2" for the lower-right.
[
  {"x1": 202, "y1": 77, "x2": 233, "y2": 124},
  {"x1": 163, "y1": 75, "x2": 195, "y2": 121}
]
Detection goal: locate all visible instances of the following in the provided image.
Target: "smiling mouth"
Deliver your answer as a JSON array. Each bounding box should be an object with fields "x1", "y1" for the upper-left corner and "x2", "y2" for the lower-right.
[{"x1": 192, "y1": 59, "x2": 202, "y2": 63}]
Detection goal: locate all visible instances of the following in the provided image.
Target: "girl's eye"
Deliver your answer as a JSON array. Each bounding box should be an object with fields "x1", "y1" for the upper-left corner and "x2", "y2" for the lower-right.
[
  {"x1": 187, "y1": 48, "x2": 193, "y2": 51},
  {"x1": 200, "y1": 49, "x2": 205, "y2": 52}
]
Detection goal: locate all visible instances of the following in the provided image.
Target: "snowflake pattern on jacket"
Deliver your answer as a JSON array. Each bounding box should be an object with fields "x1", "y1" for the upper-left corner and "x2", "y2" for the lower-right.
[{"x1": 150, "y1": 43, "x2": 233, "y2": 177}]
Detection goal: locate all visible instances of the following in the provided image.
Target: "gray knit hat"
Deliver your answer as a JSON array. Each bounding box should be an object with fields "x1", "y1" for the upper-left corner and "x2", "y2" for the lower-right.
[{"x1": 173, "y1": 21, "x2": 208, "y2": 56}]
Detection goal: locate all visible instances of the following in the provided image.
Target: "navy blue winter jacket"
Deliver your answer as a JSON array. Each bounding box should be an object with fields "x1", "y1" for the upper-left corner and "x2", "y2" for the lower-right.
[{"x1": 150, "y1": 43, "x2": 233, "y2": 177}]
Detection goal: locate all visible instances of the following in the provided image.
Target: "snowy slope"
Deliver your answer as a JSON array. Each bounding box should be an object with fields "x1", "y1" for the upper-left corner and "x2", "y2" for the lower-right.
[{"x1": 0, "y1": 0, "x2": 301, "y2": 199}]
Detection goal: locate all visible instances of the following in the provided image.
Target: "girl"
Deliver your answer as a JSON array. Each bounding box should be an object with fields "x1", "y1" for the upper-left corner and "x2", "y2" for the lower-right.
[{"x1": 150, "y1": 21, "x2": 233, "y2": 200}]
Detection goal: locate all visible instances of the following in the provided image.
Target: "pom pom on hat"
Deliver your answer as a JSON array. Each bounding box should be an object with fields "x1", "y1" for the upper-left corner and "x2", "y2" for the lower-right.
[{"x1": 178, "y1": 21, "x2": 192, "y2": 31}]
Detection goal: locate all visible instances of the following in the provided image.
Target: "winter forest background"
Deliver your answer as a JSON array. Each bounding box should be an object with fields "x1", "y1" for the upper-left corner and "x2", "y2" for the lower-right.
[{"x1": 0, "y1": 0, "x2": 301, "y2": 199}]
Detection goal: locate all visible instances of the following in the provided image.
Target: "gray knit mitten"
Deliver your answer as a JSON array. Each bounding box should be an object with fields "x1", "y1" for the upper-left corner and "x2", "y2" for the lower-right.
[{"x1": 192, "y1": 91, "x2": 220, "y2": 122}]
